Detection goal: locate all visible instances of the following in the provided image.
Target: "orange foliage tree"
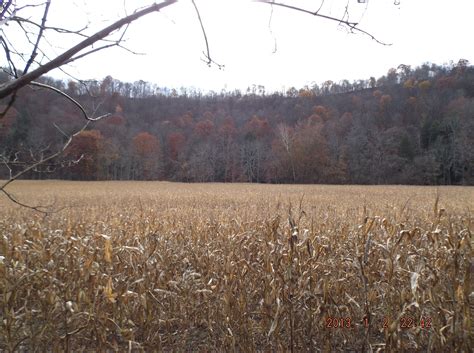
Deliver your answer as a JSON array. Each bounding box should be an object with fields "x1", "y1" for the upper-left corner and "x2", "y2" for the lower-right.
[
  {"x1": 132, "y1": 132, "x2": 160, "y2": 179},
  {"x1": 167, "y1": 132, "x2": 186, "y2": 161}
]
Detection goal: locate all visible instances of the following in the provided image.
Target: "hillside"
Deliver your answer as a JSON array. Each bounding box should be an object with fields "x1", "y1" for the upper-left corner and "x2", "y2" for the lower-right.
[{"x1": 1, "y1": 60, "x2": 473, "y2": 184}]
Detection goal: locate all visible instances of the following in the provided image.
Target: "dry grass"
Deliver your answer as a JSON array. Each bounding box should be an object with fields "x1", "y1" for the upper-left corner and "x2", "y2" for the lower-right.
[{"x1": 0, "y1": 181, "x2": 472, "y2": 352}]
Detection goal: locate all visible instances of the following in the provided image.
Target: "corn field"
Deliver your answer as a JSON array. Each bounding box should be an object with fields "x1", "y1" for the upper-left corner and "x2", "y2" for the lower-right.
[{"x1": 0, "y1": 181, "x2": 472, "y2": 352}]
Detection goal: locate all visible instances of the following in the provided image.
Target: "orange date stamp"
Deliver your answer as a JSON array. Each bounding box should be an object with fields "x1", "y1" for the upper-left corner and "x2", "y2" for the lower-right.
[{"x1": 325, "y1": 316, "x2": 433, "y2": 329}]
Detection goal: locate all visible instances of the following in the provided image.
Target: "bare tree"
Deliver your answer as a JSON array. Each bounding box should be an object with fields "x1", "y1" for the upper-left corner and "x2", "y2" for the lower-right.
[{"x1": 277, "y1": 123, "x2": 296, "y2": 182}]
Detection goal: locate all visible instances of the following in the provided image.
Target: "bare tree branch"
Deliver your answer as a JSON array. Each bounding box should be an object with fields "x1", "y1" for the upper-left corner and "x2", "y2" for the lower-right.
[
  {"x1": 0, "y1": 120, "x2": 91, "y2": 214},
  {"x1": 11, "y1": 16, "x2": 89, "y2": 37},
  {"x1": 0, "y1": 92, "x2": 17, "y2": 119},
  {"x1": 0, "y1": 35, "x2": 18, "y2": 77},
  {"x1": 267, "y1": 2, "x2": 277, "y2": 53},
  {"x1": 339, "y1": 0, "x2": 350, "y2": 27},
  {"x1": 29, "y1": 81, "x2": 111, "y2": 121},
  {"x1": 63, "y1": 23, "x2": 144, "y2": 66},
  {"x1": 23, "y1": 0, "x2": 51, "y2": 74},
  {"x1": 0, "y1": 154, "x2": 13, "y2": 179},
  {"x1": 0, "y1": 1, "x2": 13, "y2": 20},
  {"x1": 4, "y1": 153, "x2": 85, "y2": 172},
  {"x1": 191, "y1": 0, "x2": 223, "y2": 69},
  {"x1": 1, "y1": 121, "x2": 88, "y2": 188},
  {"x1": 255, "y1": 0, "x2": 391, "y2": 46},
  {"x1": 0, "y1": 188, "x2": 51, "y2": 213},
  {"x1": 1, "y1": 79, "x2": 110, "y2": 213},
  {"x1": 0, "y1": 0, "x2": 177, "y2": 100},
  {"x1": 316, "y1": 0, "x2": 325, "y2": 14},
  {"x1": 15, "y1": 2, "x2": 48, "y2": 14}
]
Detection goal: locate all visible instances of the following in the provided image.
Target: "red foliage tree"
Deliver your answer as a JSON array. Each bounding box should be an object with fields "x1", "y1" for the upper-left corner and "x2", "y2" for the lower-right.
[
  {"x1": 66, "y1": 130, "x2": 104, "y2": 180},
  {"x1": 194, "y1": 119, "x2": 214, "y2": 138}
]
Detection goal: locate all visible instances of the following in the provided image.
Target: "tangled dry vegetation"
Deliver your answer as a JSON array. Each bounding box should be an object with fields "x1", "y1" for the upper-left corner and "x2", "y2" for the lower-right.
[{"x1": 0, "y1": 181, "x2": 472, "y2": 352}]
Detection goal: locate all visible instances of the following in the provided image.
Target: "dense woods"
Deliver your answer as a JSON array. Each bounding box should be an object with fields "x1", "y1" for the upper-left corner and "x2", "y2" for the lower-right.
[{"x1": 1, "y1": 60, "x2": 473, "y2": 185}]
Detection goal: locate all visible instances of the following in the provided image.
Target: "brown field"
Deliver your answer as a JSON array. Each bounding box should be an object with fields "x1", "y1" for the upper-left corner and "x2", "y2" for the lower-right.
[{"x1": 0, "y1": 181, "x2": 472, "y2": 352}]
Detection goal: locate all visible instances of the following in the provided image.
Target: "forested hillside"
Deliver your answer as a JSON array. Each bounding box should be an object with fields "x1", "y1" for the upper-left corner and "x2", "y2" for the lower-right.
[{"x1": 1, "y1": 60, "x2": 473, "y2": 184}]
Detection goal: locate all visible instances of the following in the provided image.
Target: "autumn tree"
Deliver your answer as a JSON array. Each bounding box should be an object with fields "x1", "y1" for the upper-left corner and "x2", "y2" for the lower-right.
[
  {"x1": 292, "y1": 120, "x2": 330, "y2": 183},
  {"x1": 167, "y1": 132, "x2": 186, "y2": 161},
  {"x1": 194, "y1": 119, "x2": 215, "y2": 138},
  {"x1": 132, "y1": 132, "x2": 160, "y2": 180},
  {"x1": 65, "y1": 130, "x2": 104, "y2": 180}
]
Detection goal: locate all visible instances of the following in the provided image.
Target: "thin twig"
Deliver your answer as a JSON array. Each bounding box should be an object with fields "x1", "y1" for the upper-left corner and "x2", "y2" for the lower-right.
[
  {"x1": 1, "y1": 188, "x2": 51, "y2": 213},
  {"x1": 316, "y1": 0, "x2": 325, "y2": 14},
  {"x1": 29, "y1": 81, "x2": 111, "y2": 121},
  {"x1": 12, "y1": 16, "x2": 89, "y2": 37},
  {"x1": 15, "y1": 3, "x2": 48, "y2": 14},
  {"x1": 190, "y1": 0, "x2": 223, "y2": 69},
  {"x1": 0, "y1": 35, "x2": 18, "y2": 78},
  {"x1": 268, "y1": 2, "x2": 277, "y2": 53}
]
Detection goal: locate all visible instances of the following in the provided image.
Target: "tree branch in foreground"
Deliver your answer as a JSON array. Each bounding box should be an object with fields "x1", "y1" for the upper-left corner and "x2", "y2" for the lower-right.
[
  {"x1": 0, "y1": 0, "x2": 177, "y2": 100},
  {"x1": 0, "y1": 81, "x2": 110, "y2": 213},
  {"x1": 255, "y1": 0, "x2": 391, "y2": 46},
  {"x1": 0, "y1": 121, "x2": 90, "y2": 214},
  {"x1": 29, "y1": 81, "x2": 111, "y2": 121},
  {"x1": 23, "y1": 0, "x2": 51, "y2": 74},
  {"x1": 191, "y1": 0, "x2": 223, "y2": 69}
]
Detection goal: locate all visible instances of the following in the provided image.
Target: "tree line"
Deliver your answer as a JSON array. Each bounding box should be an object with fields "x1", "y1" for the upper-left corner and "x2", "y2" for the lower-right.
[{"x1": 1, "y1": 60, "x2": 473, "y2": 185}]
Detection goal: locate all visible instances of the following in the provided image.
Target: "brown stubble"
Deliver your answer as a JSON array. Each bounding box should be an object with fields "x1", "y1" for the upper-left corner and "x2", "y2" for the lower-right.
[{"x1": 0, "y1": 181, "x2": 472, "y2": 352}]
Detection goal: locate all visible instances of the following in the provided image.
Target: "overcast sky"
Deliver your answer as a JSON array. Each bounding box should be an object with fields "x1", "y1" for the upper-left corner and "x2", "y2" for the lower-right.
[{"x1": 11, "y1": 0, "x2": 474, "y2": 93}]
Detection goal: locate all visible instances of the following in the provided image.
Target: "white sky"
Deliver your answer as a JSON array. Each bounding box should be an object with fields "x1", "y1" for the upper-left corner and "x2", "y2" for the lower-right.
[{"x1": 9, "y1": 0, "x2": 474, "y2": 92}]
